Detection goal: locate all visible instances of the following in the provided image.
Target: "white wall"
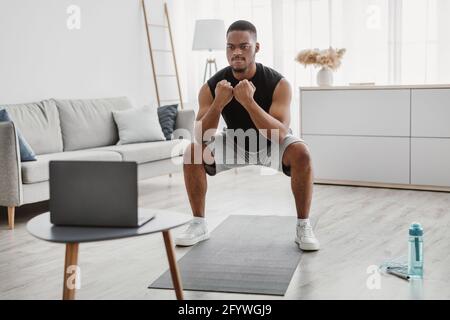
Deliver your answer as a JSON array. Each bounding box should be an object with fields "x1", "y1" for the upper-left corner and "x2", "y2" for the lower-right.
[{"x1": 0, "y1": 0, "x2": 163, "y2": 107}]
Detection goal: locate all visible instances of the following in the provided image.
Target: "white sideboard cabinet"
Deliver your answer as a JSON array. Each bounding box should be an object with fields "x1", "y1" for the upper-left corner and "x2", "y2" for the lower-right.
[{"x1": 299, "y1": 85, "x2": 450, "y2": 191}]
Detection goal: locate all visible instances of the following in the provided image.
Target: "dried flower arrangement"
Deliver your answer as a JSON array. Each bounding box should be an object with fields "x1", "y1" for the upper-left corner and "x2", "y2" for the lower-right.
[{"x1": 296, "y1": 47, "x2": 346, "y2": 71}]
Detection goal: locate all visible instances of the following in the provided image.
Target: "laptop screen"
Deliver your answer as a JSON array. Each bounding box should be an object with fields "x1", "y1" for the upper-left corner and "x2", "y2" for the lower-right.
[{"x1": 49, "y1": 161, "x2": 138, "y2": 226}]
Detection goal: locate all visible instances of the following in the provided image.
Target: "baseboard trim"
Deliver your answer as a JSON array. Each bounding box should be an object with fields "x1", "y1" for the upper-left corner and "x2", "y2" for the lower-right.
[{"x1": 314, "y1": 179, "x2": 450, "y2": 192}]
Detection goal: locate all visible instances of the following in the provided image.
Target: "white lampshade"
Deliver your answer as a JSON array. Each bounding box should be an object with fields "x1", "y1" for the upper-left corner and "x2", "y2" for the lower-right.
[{"x1": 192, "y1": 19, "x2": 226, "y2": 51}]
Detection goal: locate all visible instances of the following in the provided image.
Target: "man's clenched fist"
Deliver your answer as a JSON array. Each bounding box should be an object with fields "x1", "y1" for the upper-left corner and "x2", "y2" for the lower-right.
[
  {"x1": 214, "y1": 80, "x2": 234, "y2": 109},
  {"x1": 233, "y1": 79, "x2": 256, "y2": 107}
]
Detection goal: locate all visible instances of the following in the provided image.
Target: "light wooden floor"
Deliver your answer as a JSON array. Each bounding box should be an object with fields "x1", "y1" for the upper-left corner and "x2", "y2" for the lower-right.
[{"x1": 1, "y1": 166, "x2": 449, "y2": 300}]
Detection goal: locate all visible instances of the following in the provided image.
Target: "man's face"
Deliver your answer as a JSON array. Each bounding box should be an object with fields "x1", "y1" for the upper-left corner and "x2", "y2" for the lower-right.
[{"x1": 226, "y1": 30, "x2": 259, "y2": 73}]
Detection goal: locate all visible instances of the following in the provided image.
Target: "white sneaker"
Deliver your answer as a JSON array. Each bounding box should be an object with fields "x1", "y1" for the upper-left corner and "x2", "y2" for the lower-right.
[
  {"x1": 175, "y1": 219, "x2": 210, "y2": 247},
  {"x1": 295, "y1": 222, "x2": 320, "y2": 251}
]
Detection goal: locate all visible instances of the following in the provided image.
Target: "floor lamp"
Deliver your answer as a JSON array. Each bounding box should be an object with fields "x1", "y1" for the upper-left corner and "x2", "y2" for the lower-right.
[{"x1": 192, "y1": 19, "x2": 226, "y2": 83}]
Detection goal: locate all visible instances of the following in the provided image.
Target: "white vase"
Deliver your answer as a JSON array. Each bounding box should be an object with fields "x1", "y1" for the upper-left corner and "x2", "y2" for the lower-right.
[{"x1": 316, "y1": 66, "x2": 333, "y2": 86}]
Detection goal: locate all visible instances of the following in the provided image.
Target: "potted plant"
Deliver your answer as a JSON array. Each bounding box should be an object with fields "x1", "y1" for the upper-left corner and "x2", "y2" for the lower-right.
[{"x1": 296, "y1": 47, "x2": 346, "y2": 86}]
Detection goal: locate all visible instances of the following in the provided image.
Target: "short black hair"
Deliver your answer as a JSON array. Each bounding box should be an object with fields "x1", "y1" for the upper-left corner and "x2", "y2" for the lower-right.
[{"x1": 226, "y1": 20, "x2": 257, "y2": 41}]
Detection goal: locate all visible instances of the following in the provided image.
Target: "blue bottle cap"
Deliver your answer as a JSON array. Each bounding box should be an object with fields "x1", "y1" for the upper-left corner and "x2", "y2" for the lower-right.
[{"x1": 409, "y1": 222, "x2": 423, "y2": 236}]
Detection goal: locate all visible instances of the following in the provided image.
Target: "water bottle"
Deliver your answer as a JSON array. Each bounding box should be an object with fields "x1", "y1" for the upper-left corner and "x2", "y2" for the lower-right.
[{"x1": 408, "y1": 222, "x2": 424, "y2": 278}]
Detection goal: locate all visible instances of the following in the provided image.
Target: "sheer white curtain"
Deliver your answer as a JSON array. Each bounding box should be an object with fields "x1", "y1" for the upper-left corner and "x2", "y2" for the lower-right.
[
  {"x1": 277, "y1": 0, "x2": 450, "y2": 134},
  {"x1": 172, "y1": 0, "x2": 450, "y2": 135},
  {"x1": 400, "y1": 0, "x2": 450, "y2": 84},
  {"x1": 278, "y1": 0, "x2": 450, "y2": 85}
]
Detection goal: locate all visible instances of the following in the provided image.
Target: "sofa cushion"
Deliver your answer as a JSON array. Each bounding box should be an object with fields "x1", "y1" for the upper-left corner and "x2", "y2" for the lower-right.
[
  {"x1": 53, "y1": 97, "x2": 132, "y2": 151},
  {"x1": 2, "y1": 100, "x2": 63, "y2": 155},
  {"x1": 92, "y1": 139, "x2": 190, "y2": 164},
  {"x1": 21, "y1": 150, "x2": 122, "y2": 184}
]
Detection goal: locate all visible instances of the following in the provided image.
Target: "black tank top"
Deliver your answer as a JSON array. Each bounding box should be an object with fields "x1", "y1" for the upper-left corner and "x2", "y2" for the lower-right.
[{"x1": 207, "y1": 62, "x2": 283, "y2": 152}]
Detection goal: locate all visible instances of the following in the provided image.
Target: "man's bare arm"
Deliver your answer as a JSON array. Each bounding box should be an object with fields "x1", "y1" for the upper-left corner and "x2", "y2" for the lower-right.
[
  {"x1": 234, "y1": 78, "x2": 291, "y2": 143},
  {"x1": 194, "y1": 81, "x2": 233, "y2": 143}
]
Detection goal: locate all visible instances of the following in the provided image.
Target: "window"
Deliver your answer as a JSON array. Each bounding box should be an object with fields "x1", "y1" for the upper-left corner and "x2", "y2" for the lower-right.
[{"x1": 174, "y1": 0, "x2": 450, "y2": 134}]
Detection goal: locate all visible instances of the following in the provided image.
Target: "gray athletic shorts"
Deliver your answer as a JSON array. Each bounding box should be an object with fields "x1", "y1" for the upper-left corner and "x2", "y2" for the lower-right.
[{"x1": 203, "y1": 128, "x2": 306, "y2": 177}]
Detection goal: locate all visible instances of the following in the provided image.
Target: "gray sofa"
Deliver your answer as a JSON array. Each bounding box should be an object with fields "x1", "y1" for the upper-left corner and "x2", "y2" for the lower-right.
[{"x1": 0, "y1": 97, "x2": 194, "y2": 229}]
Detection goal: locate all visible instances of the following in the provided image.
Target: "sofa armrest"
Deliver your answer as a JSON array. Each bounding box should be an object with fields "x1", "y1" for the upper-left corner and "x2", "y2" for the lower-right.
[
  {"x1": 0, "y1": 122, "x2": 23, "y2": 207},
  {"x1": 174, "y1": 109, "x2": 195, "y2": 141}
]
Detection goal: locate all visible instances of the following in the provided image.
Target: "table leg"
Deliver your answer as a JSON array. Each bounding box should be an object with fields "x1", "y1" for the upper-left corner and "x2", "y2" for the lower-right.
[
  {"x1": 63, "y1": 242, "x2": 79, "y2": 300},
  {"x1": 162, "y1": 230, "x2": 184, "y2": 300}
]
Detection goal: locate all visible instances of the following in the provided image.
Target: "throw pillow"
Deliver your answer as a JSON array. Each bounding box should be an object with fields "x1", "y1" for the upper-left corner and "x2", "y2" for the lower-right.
[
  {"x1": 157, "y1": 104, "x2": 178, "y2": 140},
  {"x1": 0, "y1": 108, "x2": 37, "y2": 161},
  {"x1": 112, "y1": 106, "x2": 166, "y2": 145}
]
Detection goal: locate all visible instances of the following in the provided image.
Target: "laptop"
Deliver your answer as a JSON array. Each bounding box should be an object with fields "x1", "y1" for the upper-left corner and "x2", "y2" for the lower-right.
[{"x1": 49, "y1": 161, "x2": 155, "y2": 227}]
